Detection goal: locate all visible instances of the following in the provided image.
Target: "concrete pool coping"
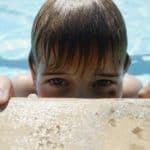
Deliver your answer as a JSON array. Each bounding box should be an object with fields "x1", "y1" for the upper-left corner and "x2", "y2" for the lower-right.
[{"x1": 0, "y1": 98, "x2": 150, "y2": 149}]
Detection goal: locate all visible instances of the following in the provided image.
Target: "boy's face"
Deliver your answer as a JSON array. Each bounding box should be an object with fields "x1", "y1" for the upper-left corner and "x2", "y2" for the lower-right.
[{"x1": 32, "y1": 54, "x2": 126, "y2": 98}]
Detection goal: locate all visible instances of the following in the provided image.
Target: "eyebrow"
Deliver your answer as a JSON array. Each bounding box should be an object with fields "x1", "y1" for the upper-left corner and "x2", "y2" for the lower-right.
[
  {"x1": 95, "y1": 73, "x2": 121, "y2": 77},
  {"x1": 43, "y1": 72, "x2": 121, "y2": 77},
  {"x1": 42, "y1": 72, "x2": 69, "y2": 76}
]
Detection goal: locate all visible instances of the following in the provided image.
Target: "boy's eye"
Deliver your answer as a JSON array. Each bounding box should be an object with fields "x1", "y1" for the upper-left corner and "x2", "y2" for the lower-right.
[
  {"x1": 48, "y1": 78, "x2": 68, "y2": 87},
  {"x1": 93, "y1": 79, "x2": 113, "y2": 88}
]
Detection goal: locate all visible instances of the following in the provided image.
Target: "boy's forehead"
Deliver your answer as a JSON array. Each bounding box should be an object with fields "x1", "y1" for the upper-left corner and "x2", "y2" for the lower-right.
[
  {"x1": 37, "y1": 44, "x2": 124, "y2": 77},
  {"x1": 39, "y1": 56, "x2": 123, "y2": 77}
]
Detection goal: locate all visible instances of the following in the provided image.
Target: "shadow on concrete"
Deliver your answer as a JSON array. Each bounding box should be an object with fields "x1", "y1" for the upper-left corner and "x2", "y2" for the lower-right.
[{"x1": 128, "y1": 54, "x2": 150, "y2": 75}]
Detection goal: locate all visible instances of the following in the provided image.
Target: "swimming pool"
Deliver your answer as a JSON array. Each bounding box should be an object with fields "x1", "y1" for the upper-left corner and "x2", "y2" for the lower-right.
[{"x1": 0, "y1": 0, "x2": 150, "y2": 85}]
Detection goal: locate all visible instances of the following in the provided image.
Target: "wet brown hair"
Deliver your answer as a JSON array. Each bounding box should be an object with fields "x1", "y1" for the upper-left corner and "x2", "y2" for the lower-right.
[{"x1": 29, "y1": 0, "x2": 127, "y2": 74}]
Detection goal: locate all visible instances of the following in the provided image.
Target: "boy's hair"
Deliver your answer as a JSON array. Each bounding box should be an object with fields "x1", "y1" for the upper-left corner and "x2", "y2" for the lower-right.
[{"x1": 29, "y1": 0, "x2": 127, "y2": 74}]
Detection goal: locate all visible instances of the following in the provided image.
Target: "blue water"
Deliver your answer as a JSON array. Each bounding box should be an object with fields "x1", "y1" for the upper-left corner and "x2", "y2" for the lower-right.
[{"x1": 0, "y1": 0, "x2": 150, "y2": 85}]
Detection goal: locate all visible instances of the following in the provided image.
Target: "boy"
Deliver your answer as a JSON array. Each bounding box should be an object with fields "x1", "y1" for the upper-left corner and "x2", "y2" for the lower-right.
[{"x1": 1, "y1": 0, "x2": 148, "y2": 104}]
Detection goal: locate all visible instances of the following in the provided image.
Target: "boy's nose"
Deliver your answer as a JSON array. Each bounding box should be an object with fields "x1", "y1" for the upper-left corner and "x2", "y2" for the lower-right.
[{"x1": 74, "y1": 87, "x2": 89, "y2": 98}]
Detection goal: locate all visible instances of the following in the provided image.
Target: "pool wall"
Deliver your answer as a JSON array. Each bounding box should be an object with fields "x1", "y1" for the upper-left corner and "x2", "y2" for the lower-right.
[{"x1": 0, "y1": 98, "x2": 150, "y2": 149}]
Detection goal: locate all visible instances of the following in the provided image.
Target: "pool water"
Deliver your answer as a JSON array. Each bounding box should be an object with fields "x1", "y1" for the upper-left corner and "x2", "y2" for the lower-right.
[{"x1": 0, "y1": 0, "x2": 150, "y2": 85}]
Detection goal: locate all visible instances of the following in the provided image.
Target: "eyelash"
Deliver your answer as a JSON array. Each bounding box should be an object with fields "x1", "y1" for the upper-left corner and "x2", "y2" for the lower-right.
[
  {"x1": 92, "y1": 79, "x2": 114, "y2": 88},
  {"x1": 47, "y1": 78, "x2": 114, "y2": 89},
  {"x1": 47, "y1": 78, "x2": 68, "y2": 88}
]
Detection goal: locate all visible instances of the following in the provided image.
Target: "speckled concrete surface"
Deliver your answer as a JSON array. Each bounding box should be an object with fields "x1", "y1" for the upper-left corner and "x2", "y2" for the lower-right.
[{"x1": 0, "y1": 98, "x2": 150, "y2": 150}]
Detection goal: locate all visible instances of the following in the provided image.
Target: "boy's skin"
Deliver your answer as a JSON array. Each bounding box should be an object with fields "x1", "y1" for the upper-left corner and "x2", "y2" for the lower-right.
[
  {"x1": 138, "y1": 82, "x2": 150, "y2": 98},
  {"x1": 0, "y1": 0, "x2": 150, "y2": 105},
  {"x1": 0, "y1": 70, "x2": 145, "y2": 105},
  {"x1": 1, "y1": 72, "x2": 149, "y2": 105},
  {"x1": 10, "y1": 73, "x2": 148, "y2": 98}
]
